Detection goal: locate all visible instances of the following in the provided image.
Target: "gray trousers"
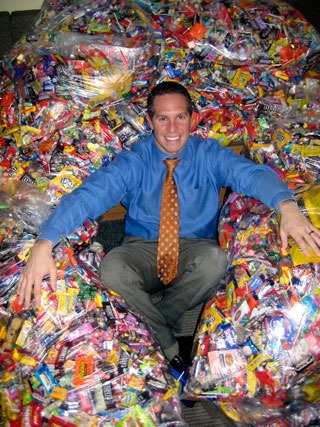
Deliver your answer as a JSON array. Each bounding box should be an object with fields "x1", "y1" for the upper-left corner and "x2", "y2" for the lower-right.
[{"x1": 99, "y1": 237, "x2": 227, "y2": 359}]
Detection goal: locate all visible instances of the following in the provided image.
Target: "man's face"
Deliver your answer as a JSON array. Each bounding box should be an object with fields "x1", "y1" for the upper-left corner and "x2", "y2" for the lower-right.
[{"x1": 146, "y1": 93, "x2": 192, "y2": 156}]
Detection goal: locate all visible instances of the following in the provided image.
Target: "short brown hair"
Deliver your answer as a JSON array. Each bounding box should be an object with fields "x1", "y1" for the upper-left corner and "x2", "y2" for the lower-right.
[{"x1": 147, "y1": 81, "x2": 193, "y2": 119}]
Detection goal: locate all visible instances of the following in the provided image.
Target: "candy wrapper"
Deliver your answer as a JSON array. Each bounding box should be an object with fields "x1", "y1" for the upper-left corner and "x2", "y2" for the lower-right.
[{"x1": 183, "y1": 192, "x2": 320, "y2": 425}]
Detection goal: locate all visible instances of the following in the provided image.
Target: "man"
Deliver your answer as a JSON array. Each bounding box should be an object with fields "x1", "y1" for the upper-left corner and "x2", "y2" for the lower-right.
[{"x1": 18, "y1": 81, "x2": 320, "y2": 374}]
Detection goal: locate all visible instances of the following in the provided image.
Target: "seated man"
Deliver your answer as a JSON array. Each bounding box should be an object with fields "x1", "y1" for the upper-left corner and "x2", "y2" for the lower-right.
[{"x1": 18, "y1": 81, "x2": 320, "y2": 374}]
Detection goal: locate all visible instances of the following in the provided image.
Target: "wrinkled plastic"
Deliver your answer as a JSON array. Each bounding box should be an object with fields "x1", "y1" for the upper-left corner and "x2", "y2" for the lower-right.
[
  {"x1": 183, "y1": 192, "x2": 320, "y2": 425},
  {"x1": 1, "y1": 0, "x2": 320, "y2": 425},
  {"x1": 0, "y1": 242, "x2": 187, "y2": 426},
  {"x1": 153, "y1": 0, "x2": 320, "y2": 68}
]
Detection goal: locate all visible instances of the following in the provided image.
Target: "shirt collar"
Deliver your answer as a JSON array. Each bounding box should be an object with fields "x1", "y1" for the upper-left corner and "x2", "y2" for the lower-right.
[{"x1": 151, "y1": 136, "x2": 192, "y2": 162}]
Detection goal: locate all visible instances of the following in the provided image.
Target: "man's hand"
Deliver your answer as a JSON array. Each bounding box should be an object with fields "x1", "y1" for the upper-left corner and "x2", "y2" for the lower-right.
[
  {"x1": 279, "y1": 199, "x2": 320, "y2": 257},
  {"x1": 18, "y1": 239, "x2": 57, "y2": 309}
]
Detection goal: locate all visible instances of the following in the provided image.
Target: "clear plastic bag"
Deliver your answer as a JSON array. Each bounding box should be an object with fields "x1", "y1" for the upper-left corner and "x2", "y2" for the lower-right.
[
  {"x1": 183, "y1": 193, "x2": 320, "y2": 425},
  {"x1": 0, "y1": 248, "x2": 186, "y2": 426},
  {"x1": 153, "y1": 0, "x2": 320, "y2": 68}
]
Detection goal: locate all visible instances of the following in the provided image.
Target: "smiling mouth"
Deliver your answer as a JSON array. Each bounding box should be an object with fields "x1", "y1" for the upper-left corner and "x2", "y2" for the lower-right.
[{"x1": 165, "y1": 136, "x2": 180, "y2": 141}]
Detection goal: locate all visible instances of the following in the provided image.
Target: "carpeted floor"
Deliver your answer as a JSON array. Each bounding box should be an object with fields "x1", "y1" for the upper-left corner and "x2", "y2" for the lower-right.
[
  {"x1": 182, "y1": 401, "x2": 237, "y2": 427},
  {"x1": 96, "y1": 219, "x2": 125, "y2": 253}
]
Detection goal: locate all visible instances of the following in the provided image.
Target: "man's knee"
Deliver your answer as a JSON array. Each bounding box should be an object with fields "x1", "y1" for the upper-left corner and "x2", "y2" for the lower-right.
[
  {"x1": 99, "y1": 248, "x2": 129, "y2": 289},
  {"x1": 204, "y1": 245, "x2": 228, "y2": 276},
  {"x1": 184, "y1": 242, "x2": 227, "y2": 283}
]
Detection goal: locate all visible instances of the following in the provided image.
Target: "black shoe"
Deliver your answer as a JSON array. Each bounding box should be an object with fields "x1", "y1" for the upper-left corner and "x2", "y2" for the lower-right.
[
  {"x1": 170, "y1": 354, "x2": 186, "y2": 375},
  {"x1": 177, "y1": 335, "x2": 194, "y2": 365},
  {"x1": 169, "y1": 354, "x2": 190, "y2": 396},
  {"x1": 181, "y1": 399, "x2": 195, "y2": 408}
]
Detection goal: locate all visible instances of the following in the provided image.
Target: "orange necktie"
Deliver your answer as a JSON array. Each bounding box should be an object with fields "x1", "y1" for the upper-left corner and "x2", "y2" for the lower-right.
[{"x1": 157, "y1": 158, "x2": 180, "y2": 285}]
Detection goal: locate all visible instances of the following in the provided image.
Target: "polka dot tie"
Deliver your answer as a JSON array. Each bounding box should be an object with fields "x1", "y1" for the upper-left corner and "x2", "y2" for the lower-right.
[{"x1": 157, "y1": 157, "x2": 180, "y2": 285}]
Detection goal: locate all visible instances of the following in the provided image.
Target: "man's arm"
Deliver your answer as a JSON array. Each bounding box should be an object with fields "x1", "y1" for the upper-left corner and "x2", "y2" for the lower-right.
[
  {"x1": 17, "y1": 239, "x2": 56, "y2": 309},
  {"x1": 278, "y1": 199, "x2": 320, "y2": 257},
  {"x1": 214, "y1": 145, "x2": 320, "y2": 257},
  {"x1": 16, "y1": 150, "x2": 139, "y2": 309}
]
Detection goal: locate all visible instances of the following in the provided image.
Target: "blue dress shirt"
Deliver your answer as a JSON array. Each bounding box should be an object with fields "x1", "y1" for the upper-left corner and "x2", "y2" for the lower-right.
[{"x1": 38, "y1": 135, "x2": 294, "y2": 245}]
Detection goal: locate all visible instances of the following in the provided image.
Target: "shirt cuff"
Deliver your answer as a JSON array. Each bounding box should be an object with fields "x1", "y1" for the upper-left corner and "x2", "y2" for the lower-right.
[{"x1": 273, "y1": 193, "x2": 297, "y2": 212}]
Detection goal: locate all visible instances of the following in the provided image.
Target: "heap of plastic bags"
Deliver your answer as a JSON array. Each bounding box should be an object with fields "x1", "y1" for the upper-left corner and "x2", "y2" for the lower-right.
[
  {"x1": 184, "y1": 71, "x2": 320, "y2": 426},
  {"x1": 1, "y1": 0, "x2": 320, "y2": 425}
]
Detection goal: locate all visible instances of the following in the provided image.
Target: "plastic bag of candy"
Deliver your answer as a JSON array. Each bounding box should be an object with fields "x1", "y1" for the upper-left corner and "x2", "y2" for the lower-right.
[
  {"x1": 0, "y1": 0, "x2": 157, "y2": 201},
  {"x1": 0, "y1": 242, "x2": 188, "y2": 426},
  {"x1": 0, "y1": 177, "x2": 187, "y2": 426},
  {"x1": 183, "y1": 193, "x2": 320, "y2": 426},
  {"x1": 243, "y1": 77, "x2": 320, "y2": 187},
  {"x1": 151, "y1": 0, "x2": 320, "y2": 69}
]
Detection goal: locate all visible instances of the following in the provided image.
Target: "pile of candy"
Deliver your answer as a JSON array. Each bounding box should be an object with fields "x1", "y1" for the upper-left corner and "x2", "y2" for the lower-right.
[
  {"x1": 1, "y1": 279, "x2": 187, "y2": 426},
  {"x1": 183, "y1": 41, "x2": 320, "y2": 427},
  {"x1": 0, "y1": 181, "x2": 187, "y2": 426},
  {"x1": 184, "y1": 191, "x2": 320, "y2": 425},
  {"x1": 1, "y1": 0, "x2": 320, "y2": 425},
  {"x1": 0, "y1": 0, "x2": 156, "y2": 201},
  {"x1": 1, "y1": 283, "x2": 186, "y2": 425},
  {"x1": 151, "y1": 0, "x2": 318, "y2": 66},
  {"x1": 1, "y1": 0, "x2": 320, "y2": 187},
  {"x1": 183, "y1": 28, "x2": 320, "y2": 424}
]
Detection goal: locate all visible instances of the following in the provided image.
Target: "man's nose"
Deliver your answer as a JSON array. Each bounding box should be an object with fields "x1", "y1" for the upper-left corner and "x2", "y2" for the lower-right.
[{"x1": 167, "y1": 119, "x2": 177, "y2": 132}]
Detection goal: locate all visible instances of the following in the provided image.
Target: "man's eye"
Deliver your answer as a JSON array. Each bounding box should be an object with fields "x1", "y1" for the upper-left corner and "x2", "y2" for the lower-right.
[
  {"x1": 158, "y1": 117, "x2": 167, "y2": 122},
  {"x1": 178, "y1": 114, "x2": 187, "y2": 120}
]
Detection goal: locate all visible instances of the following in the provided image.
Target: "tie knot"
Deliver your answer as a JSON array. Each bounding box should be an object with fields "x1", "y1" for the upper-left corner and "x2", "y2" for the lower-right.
[{"x1": 164, "y1": 158, "x2": 180, "y2": 174}]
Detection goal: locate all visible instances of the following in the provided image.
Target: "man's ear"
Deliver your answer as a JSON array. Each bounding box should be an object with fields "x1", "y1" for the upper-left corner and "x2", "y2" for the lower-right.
[
  {"x1": 190, "y1": 109, "x2": 200, "y2": 132},
  {"x1": 146, "y1": 113, "x2": 153, "y2": 129}
]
